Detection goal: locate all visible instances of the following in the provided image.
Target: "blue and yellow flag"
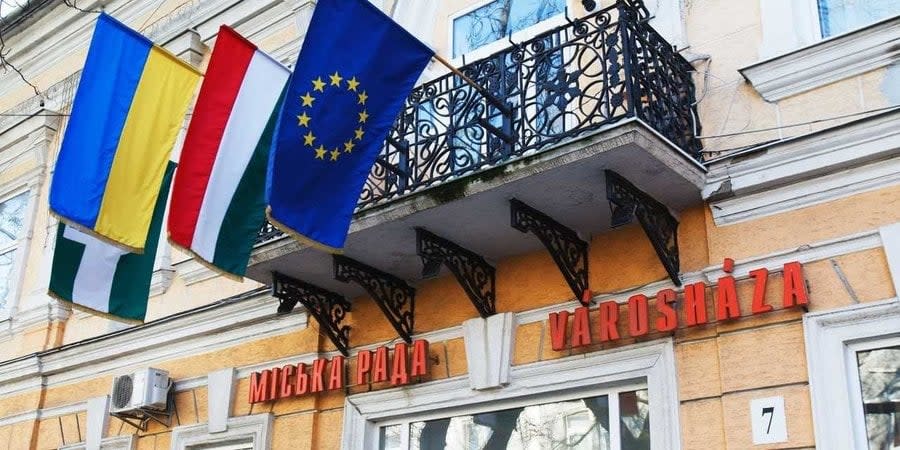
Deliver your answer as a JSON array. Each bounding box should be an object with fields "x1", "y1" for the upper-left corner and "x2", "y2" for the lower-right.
[
  {"x1": 49, "y1": 14, "x2": 200, "y2": 253},
  {"x1": 266, "y1": 0, "x2": 433, "y2": 252}
]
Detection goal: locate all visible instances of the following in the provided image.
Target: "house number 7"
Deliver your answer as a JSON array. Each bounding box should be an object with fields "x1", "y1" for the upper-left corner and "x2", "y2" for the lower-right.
[{"x1": 761, "y1": 406, "x2": 775, "y2": 434}]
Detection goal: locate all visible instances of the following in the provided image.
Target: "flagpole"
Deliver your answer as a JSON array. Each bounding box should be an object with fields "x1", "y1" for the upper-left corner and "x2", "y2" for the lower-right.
[{"x1": 431, "y1": 54, "x2": 511, "y2": 115}]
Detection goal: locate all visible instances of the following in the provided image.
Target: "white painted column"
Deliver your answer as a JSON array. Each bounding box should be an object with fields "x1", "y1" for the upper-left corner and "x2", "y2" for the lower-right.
[
  {"x1": 880, "y1": 222, "x2": 900, "y2": 292},
  {"x1": 208, "y1": 368, "x2": 236, "y2": 433},
  {"x1": 758, "y1": 0, "x2": 821, "y2": 59},
  {"x1": 391, "y1": 0, "x2": 441, "y2": 83},
  {"x1": 85, "y1": 395, "x2": 110, "y2": 450},
  {"x1": 463, "y1": 312, "x2": 516, "y2": 390},
  {"x1": 646, "y1": 0, "x2": 687, "y2": 49}
]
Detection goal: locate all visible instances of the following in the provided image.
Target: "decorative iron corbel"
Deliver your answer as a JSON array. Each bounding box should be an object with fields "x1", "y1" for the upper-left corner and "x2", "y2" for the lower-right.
[
  {"x1": 333, "y1": 255, "x2": 415, "y2": 343},
  {"x1": 510, "y1": 198, "x2": 590, "y2": 304},
  {"x1": 416, "y1": 228, "x2": 496, "y2": 317},
  {"x1": 272, "y1": 272, "x2": 352, "y2": 356},
  {"x1": 605, "y1": 170, "x2": 681, "y2": 286}
]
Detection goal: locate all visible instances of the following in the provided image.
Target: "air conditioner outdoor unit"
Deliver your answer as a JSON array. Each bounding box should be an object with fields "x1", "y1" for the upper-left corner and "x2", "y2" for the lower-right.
[{"x1": 110, "y1": 368, "x2": 170, "y2": 414}]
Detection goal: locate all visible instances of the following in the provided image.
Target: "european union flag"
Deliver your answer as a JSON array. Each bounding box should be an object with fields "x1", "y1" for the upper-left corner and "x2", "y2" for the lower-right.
[{"x1": 266, "y1": 0, "x2": 433, "y2": 251}]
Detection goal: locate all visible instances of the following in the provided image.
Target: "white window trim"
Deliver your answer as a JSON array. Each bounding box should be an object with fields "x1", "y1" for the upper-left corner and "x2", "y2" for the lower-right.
[
  {"x1": 341, "y1": 339, "x2": 680, "y2": 450},
  {"x1": 59, "y1": 435, "x2": 135, "y2": 450},
  {"x1": 803, "y1": 298, "x2": 900, "y2": 450},
  {"x1": 448, "y1": 0, "x2": 575, "y2": 65},
  {"x1": 0, "y1": 183, "x2": 38, "y2": 322},
  {"x1": 743, "y1": 7, "x2": 900, "y2": 102},
  {"x1": 170, "y1": 413, "x2": 273, "y2": 450}
]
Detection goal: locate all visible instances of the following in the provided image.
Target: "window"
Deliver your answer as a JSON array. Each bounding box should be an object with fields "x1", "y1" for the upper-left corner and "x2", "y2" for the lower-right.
[
  {"x1": 170, "y1": 414, "x2": 272, "y2": 450},
  {"x1": 342, "y1": 340, "x2": 680, "y2": 450},
  {"x1": 817, "y1": 0, "x2": 900, "y2": 37},
  {"x1": 452, "y1": 0, "x2": 567, "y2": 58},
  {"x1": 804, "y1": 299, "x2": 900, "y2": 450},
  {"x1": 189, "y1": 442, "x2": 253, "y2": 450},
  {"x1": 855, "y1": 345, "x2": 900, "y2": 449},
  {"x1": 378, "y1": 387, "x2": 649, "y2": 449},
  {"x1": 0, "y1": 191, "x2": 29, "y2": 313},
  {"x1": 58, "y1": 435, "x2": 135, "y2": 450}
]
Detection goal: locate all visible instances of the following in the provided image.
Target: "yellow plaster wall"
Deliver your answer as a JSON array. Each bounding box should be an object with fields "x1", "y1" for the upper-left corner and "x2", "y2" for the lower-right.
[
  {"x1": 707, "y1": 184, "x2": 900, "y2": 262},
  {"x1": 0, "y1": 1, "x2": 898, "y2": 449},
  {"x1": 684, "y1": 0, "x2": 895, "y2": 154}
]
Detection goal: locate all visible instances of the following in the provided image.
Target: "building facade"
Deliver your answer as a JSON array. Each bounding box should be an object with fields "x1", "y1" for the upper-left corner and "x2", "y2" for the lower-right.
[{"x1": 0, "y1": 0, "x2": 898, "y2": 449}]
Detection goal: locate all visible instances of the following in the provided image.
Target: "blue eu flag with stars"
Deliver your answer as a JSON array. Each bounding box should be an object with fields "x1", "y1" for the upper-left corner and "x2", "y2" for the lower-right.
[{"x1": 266, "y1": 0, "x2": 433, "y2": 252}]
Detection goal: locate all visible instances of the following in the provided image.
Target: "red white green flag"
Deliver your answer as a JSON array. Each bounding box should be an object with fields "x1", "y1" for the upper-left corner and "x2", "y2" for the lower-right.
[{"x1": 168, "y1": 26, "x2": 289, "y2": 278}]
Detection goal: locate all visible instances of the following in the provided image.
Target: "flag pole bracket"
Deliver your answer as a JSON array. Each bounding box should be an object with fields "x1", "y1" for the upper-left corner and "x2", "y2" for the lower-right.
[
  {"x1": 416, "y1": 228, "x2": 496, "y2": 318},
  {"x1": 510, "y1": 198, "x2": 590, "y2": 305},
  {"x1": 333, "y1": 255, "x2": 415, "y2": 344},
  {"x1": 605, "y1": 170, "x2": 681, "y2": 286},
  {"x1": 272, "y1": 272, "x2": 352, "y2": 356}
]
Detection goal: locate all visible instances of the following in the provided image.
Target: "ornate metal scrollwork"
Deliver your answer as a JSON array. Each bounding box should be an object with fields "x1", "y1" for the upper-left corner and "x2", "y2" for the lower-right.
[
  {"x1": 333, "y1": 255, "x2": 415, "y2": 343},
  {"x1": 510, "y1": 199, "x2": 590, "y2": 304},
  {"x1": 258, "y1": 0, "x2": 702, "y2": 245},
  {"x1": 271, "y1": 272, "x2": 352, "y2": 356},
  {"x1": 415, "y1": 228, "x2": 496, "y2": 317},
  {"x1": 605, "y1": 170, "x2": 681, "y2": 286}
]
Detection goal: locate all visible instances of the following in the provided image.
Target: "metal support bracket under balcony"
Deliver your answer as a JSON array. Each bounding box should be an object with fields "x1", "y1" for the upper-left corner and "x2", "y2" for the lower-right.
[
  {"x1": 510, "y1": 198, "x2": 590, "y2": 305},
  {"x1": 333, "y1": 255, "x2": 415, "y2": 344},
  {"x1": 416, "y1": 228, "x2": 496, "y2": 317},
  {"x1": 272, "y1": 272, "x2": 352, "y2": 356},
  {"x1": 605, "y1": 170, "x2": 681, "y2": 286}
]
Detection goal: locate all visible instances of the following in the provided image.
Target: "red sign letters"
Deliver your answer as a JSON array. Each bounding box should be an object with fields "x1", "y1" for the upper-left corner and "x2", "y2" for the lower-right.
[
  {"x1": 549, "y1": 261, "x2": 808, "y2": 351},
  {"x1": 249, "y1": 339, "x2": 429, "y2": 404}
]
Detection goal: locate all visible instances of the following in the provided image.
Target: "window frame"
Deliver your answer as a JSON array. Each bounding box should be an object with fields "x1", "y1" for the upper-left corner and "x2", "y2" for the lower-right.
[
  {"x1": 169, "y1": 413, "x2": 273, "y2": 450},
  {"x1": 342, "y1": 339, "x2": 680, "y2": 450},
  {"x1": 379, "y1": 381, "x2": 647, "y2": 449},
  {"x1": 448, "y1": 0, "x2": 574, "y2": 65},
  {"x1": 814, "y1": 0, "x2": 900, "y2": 38},
  {"x1": 845, "y1": 334, "x2": 900, "y2": 450},
  {"x1": 0, "y1": 184, "x2": 36, "y2": 321},
  {"x1": 804, "y1": 298, "x2": 900, "y2": 450},
  {"x1": 58, "y1": 435, "x2": 135, "y2": 450}
]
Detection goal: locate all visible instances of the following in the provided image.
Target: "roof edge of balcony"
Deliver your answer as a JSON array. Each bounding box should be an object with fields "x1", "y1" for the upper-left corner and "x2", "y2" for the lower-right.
[{"x1": 250, "y1": 118, "x2": 705, "y2": 267}]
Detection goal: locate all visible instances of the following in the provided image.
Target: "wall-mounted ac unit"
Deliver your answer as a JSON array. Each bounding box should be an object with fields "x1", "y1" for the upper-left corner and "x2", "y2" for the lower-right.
[{"x1": 110, "y1": 368, "x2": 170, "y2": 414}]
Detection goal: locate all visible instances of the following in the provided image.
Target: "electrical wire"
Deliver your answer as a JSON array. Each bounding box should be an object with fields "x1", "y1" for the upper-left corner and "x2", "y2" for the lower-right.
[
  {"x1": 138, "y1": 0, "x2": 168, "y2": 32},
  {"x1": 696, "y1": 104, "x2": 900, "y2": 140}
]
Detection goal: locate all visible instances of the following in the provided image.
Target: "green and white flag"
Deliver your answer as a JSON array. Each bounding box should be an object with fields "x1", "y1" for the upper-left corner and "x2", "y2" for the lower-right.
[{"x1": 48, "y1": 163, "x2": 175, "y2": 322}]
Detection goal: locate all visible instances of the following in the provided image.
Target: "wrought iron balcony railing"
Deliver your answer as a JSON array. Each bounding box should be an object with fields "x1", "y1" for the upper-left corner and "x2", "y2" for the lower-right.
[{"x1": 256, "y1": 0, "x2": 700, "y2": 245}]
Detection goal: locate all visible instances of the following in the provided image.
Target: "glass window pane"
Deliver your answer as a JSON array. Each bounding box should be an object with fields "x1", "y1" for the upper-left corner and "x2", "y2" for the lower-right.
[
  {"x1": 0, "y1": 250, "x2": 15, "y2": 310},
  {"x1": 452, "y1": 0, "x2": 566, "y2": 57},
  {"x1": 408, "y1": 394, "x2": 611, "y2": 449},
  {"x1": 380, "y1": 424, "x2": 404, "y2": 450},
  {"x1": 818, "y1": 0, "x2": 900, "y2": 37},
  {"x1": 619, "y1": 389, "x2": 650, "y2": 450},
  {"x1": 856, "y1": 345, "x2": 900, "y2": 450},
  {"x1": 0, "y1": 192, "x2": 28, "y2": 247}
]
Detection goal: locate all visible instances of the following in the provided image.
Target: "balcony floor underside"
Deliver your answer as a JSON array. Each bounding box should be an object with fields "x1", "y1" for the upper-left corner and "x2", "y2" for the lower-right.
[{"x1": 248, "y1": 120, "x2": 705, "y2": 300}]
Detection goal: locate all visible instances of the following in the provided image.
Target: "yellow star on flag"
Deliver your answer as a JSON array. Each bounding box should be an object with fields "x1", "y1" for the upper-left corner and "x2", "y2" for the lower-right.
[
  {"x1": 346, "y1": 77, "x2": 360, "y2": 91},
  {"x1": 303, "y1": 131, "x2": 316, "y2": 146},
  {"x1": 354, "y1": 127, "x2": 365, "y2": 140},
  {"x1": 357, "y1": 91, "x2": 368, "y2": 105},
  {"x1": 314, "y1": 145, "x2": 327, "y2": 159},
  {"x1": 301, "y1": 92, "x2": 315, "y2": 107},
  {"x1": 312, "y1": 77, "x2": 326, "y2": 92},
  {"x1": 329, "y1": 71, "x2": 343, "y2": 87},
  {"x1": 358, "y1": 110, "x2": 369, "y2": 123},
  {"x1": 330, "y1": 149, "x2": 341, "y2": 161},
  {"x1": 344, "y1": 140, "x2": 355, "y2": 153},
  {"x1": 297, "y1": 112, "x2": 311, "y2": 127}
]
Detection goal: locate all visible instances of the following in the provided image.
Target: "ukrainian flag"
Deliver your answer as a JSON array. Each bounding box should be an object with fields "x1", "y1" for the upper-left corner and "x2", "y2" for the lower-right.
[{"x1": 50, "y1": 14, "x2": 200, "y2": 253}]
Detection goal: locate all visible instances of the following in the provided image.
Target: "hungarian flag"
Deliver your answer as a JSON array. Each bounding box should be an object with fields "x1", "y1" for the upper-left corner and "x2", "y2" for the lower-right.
[
  {"x1": 168, "y1": 26, "x2": 290, "y2": 278},
  {"x1": 49, "y1": 163, "x2": 175, "y2": 322}
]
